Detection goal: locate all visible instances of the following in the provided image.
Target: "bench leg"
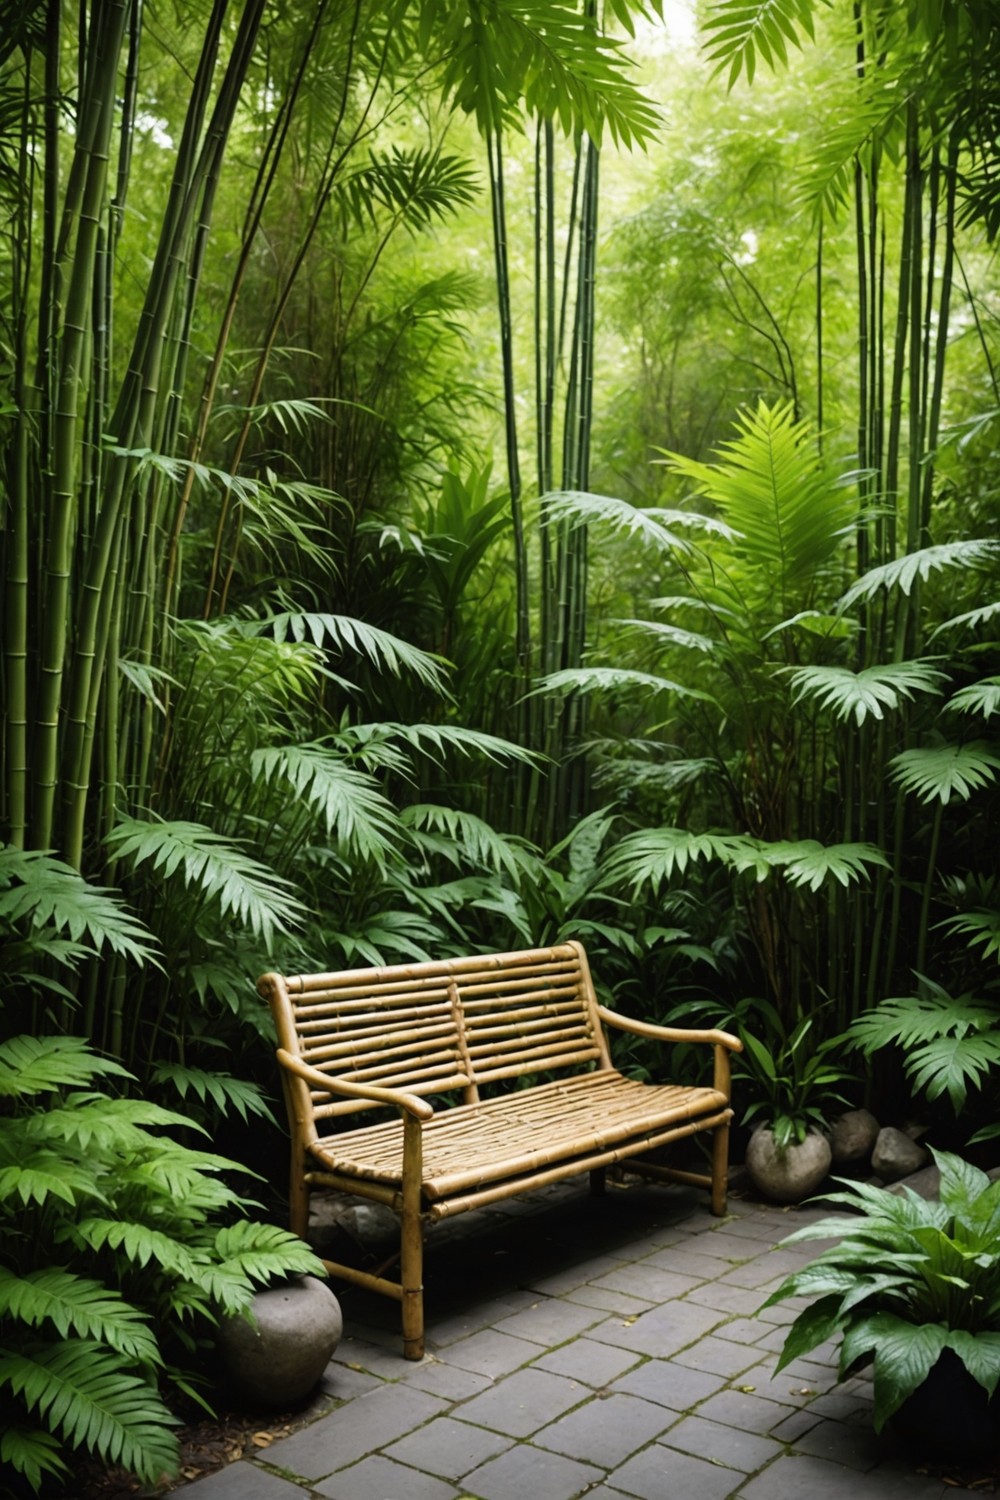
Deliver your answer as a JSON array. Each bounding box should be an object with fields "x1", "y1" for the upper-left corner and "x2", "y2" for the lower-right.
[
  {"x1": 289, "y1": 1148, "x2": 310, "y2": 1240},
  {"x1": 711, "y1": 1120, "x2": 730, "y2": 1217},
  {"x1": 401, "y1": 1118, "x2": 424, "y2": 1360}
]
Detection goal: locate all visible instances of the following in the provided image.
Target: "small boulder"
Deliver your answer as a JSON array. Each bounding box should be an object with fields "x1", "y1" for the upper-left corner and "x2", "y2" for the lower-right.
[
  {"x1": 829, "y1": 1108, "x2": 880, "y2": 1164},
  {"x1": 871, "y1": 1126, "x2": 928, "y2": 1183},
  {"x1": 217, "y1": 1276, "x2": 342, "y2": 1408},
  {"x1": 745, "y1": 1125, "x2": 832, "y2": 1204}
]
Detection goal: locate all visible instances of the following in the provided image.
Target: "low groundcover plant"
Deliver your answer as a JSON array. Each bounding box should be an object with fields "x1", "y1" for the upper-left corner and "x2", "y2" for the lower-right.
[{"x1": 762, "y1": 1148, "x2": 1000, "y2": 1431}]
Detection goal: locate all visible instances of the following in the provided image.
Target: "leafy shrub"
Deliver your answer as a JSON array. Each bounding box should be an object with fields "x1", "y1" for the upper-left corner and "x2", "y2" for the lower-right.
[{"x1": 0, "y1": 1034, "x2": 324, "y2": 1495}]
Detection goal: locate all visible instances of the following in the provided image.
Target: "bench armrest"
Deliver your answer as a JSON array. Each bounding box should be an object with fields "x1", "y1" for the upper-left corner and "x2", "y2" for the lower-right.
[
  {"x1": 597, "y1": 1006, "x2": 743, "y2": 1052},
  {"x1": 276, "y1": 1048, "x2": 435, "y2": 1120}
]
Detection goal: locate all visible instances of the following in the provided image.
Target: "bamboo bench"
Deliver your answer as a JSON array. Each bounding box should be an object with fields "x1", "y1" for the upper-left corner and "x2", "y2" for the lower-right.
[{"x1": 258, "y1": 940, "x2": 742, "y2": 1359}]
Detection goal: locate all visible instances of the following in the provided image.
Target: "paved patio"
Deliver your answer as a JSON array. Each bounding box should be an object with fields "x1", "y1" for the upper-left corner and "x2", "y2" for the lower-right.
[{"x1": 177, "y1": 1178, "x2": 985, "y2": 1500}]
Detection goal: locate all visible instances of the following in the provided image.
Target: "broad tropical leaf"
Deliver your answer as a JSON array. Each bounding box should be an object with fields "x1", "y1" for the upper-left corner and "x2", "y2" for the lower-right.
[
  {"x1": 789, "y1": 661, "x2": 946, "y2": 725},
  {"x1": 931, "y1": 600, "x2": 1000, "y2": 638},
  {"x1": 843, "y1": 1314, "x2": 947, "y2": 1429},
  {"x1": 889, "y1": 742, "x2": 1000, "y2": 804},
  {"x1": 106, "y1": 819, "x2": 304, "y2": 943}
]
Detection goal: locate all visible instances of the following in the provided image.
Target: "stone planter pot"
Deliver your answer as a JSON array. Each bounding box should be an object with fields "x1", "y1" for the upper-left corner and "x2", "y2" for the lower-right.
[
  {"x1": 745, "y1": 1124, "x2": 832, "y2": 1204},
  {"x1": 217, "y1": 1275, "x2": 342, "y2": 1408}
]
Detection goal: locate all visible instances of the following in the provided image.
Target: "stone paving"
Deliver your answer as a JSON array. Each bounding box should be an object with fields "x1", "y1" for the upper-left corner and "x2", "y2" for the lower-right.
[{"x1": 175, "y1": 1179, "x2": 984, "y2": 1500}]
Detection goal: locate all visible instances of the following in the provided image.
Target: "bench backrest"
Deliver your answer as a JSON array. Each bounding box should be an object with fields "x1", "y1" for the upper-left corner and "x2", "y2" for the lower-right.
[{"x1": 259, "y1": 941, "x2": 613, "y2": 1121}]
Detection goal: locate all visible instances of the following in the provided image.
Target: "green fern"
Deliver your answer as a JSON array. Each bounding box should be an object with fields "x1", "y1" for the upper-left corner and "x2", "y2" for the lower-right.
[
  {"x1": 106, "y1": 817, "x2": 305, "y2": 943},
  {"x1": 850, "y1": 983, "x2": 1000, "y2": 1112},
  {"x1": 341, "y1": 720, "x2": 546, "y2": 768},
  {"x1": 788, "y1": 660, "x2": 946, "y2": 725},
  {"x1": 256, "y1": 611, "x2": 447, "y2": 693},
  {"x1": 890, "y1": 741, "x2": 1000, "y2": 804},
  {"x1": 532, "y1": 666, "x2": 717, "y2": 703},
  {"x1": 0, "y1": 1270, "x2": 159, "y2": 1366},
  {"x1": 931, "y1": 600, "x2": 1000, "y2": 638},
  {"x1": 150, "y1": 1064, "x2": 272, "y2": 1123},
  {"x1": 544, "y1": 488, "x2": 735, "y2": 551},
  {"x1": 0, "y1": 1034, "x2": 127, "y2": 1098},
  {"x1": 0, "y1": 1341, "x2": 179, "y2": 1485},
  {"x1": 770, "y1": 840, "x2": 889, "y2": 892},
  {"x1": 940, "y1": 909, "x2": 1000, "y2": 963},
  {"x1": 0, "y1": 1425, "x2": 67, "y2": 1490},
  {"x1": 401, "y1": 803, "x2": 531, "y2": 884}
]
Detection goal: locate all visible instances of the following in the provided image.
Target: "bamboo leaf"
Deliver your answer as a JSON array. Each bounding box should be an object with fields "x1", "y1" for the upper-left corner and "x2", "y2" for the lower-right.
[
  {"x1": 701, "y1": 0, "x2": 817, "y2": 88},
  {"x1": 531, "y1": 667, "x2": 717, "y2": 702}
]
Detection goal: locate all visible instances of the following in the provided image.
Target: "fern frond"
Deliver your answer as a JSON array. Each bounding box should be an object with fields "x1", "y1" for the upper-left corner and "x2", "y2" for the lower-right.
[
  {"x1": 930, "y1": 601, "x2": 1000, "y2": 638},
  {"x1": 0, "y1": 1147, "x2": 100, "y2": 1210},
  {"x1": 0, "y1": 1425, "x2": 68, "y2": 1490},
  {"x1": 0, "y1": 847, "x2": 157, "y2": 965},
  {"x1": 400, "y1": 804, "x2": 530, "y2": 884},
  {"x1": 211, "y1": 1222, "x2": 324, "y2": 1291},
  {"x1": 0, "y1": 1035, "x2": 128, "y2": 1098},
  {"x1": 908, "y1": 1034, "x2": 1000, "y2": 1112},
  {"x1": 838, "y1": 541, "x2": 999, "y2": 611},
  {"x1": 850, "y1": 988, "x2": 996, "y2": 1053},
  {"x1": 769, "y1": 840, "x2": 889, "y2": 892},
  {"x1": 614, "y1": 619, "x2": 717, "y2": 654},
  {"x1": 250, "y1": 745, "x2": 399, "y2": 868},
  {"x1": 701, "y1": 0, "x2": 816, "y2": 87},
  {"x1": 25, "y1": 1096, "x2": 204, "y2": 1155},
  {"x1": 944, "y1": 677, "x2": 1000, "y2": 721},
  {"x1": 599, "y1": 828, "x2": 745, "y2": 890},
  {"x1": 532, "y1": 667, "x2": 717, "y2": 703},
  {"x1": 65, "y1": 1220, "x2": 199, "y2": 1279},
  {"x1": 254, "y1": 612, "x2": 447, "y2": 694},
  {"x1": 0, "y1": 1341, "x2": 179, "y2": 1484},
  {"x1": 105, "y1": 818, "x2": 304, "y2": 943},
  {"x1": 788, "y1": 660, "x2": 947, "y2": 725},
  {"x1": 890, "y1": 742, "x2": 1000, "y2": 804},
  {"x1": 0, "y1": 1270, "x2": 159, "y2": 1366},
  {"x1": 150, "y1": 1066, "x2": 273, "y2": 1124}
]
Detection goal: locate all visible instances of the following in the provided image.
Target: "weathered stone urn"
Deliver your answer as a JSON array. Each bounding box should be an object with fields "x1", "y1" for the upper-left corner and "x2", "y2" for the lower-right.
[
  {"x1": 745, "y1": 1124, "x2": 832, "y2": 1204},
  {"x1": 217, "y1": 1275, "x2": 342, "y2": 1407}
]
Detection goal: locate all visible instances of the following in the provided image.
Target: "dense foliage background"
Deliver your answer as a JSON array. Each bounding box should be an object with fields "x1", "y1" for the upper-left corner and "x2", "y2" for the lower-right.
[{"x1": 1, "y1": 0, "x2": 999, "y2": 1488}]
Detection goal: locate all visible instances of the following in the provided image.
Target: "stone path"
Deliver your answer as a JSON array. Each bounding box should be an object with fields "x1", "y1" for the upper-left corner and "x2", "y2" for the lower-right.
[{"x1": 175, "y1": 1179, "x2": 983, "y2": 1499}]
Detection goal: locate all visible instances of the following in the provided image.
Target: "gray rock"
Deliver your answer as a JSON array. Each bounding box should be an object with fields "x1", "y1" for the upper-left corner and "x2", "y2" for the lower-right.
[
  {"x1": 829, "y1": 1107, "x2": 880, "y2": 1164},
  {"x1": 744, "y1": 1125, "x2": 832, "y2": 1204},
  {"x1": 217, "y1": 1276, "x2": 342, "y2": 1407},
  {"x1": 871, "y1": 1126, "x2": 928, "y2": 1183},
  {"x1": 308, "y1": 1192, "x2": 397, "y2": 1254}
]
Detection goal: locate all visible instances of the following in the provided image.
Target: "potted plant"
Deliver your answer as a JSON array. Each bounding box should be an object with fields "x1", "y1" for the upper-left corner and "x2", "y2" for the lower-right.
[
  {"x1": 762, "y1": 1148, "x2": 1000, "y2": 1461},
  {"x1": 738, "y1": 1003, "x2": 855, "y2": 1202}
]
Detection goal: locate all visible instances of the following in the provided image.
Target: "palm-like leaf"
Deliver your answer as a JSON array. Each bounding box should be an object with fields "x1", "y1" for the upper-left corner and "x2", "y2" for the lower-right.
[
  {"x1": 772, "y1": 840, "x2": 889, "y2": 892},
  {"x1": 890, "y1": 742, "x2": 1000, "y2": 804},
  {"x1": 614, "y1": 619, "x2": 717, "y2": 654},
  {"x1": 0, "y1": 847, "x2": 157, "y2": 964},
  {"x1": 253, "y1": 612, "x2": 447, "y2": 694},
  {"x1": 545, "y1": 489, "x2": 735, "y2": 552},
  {"x1": 944, "y1": 677, "x2": 1000, "y2": 720},
  {"x1": 850, "y1": 987, "x2": 1000, "y2": 1111},
  {"x1": 941, "y1": 909, "x2": 1000, "y2": 962},
  {"x1": 838, "y1": 540, "x2": 1000, "y2": 611},
  {"x1": 336, "y1": 147, "x2": 479, "y2": 232},
  {"x1": 600, "y1": 828, "x2": 745, "y2": 890},
  {"x1": 250, "y1": 745, "x2": 399, "y2": 868},
  {"x1": 0, "y1": 1035, "x2": 127, "y2": 1099},
  {"x1": 342, "y1": 721, "x2": 545, "y2": 767},
  {"x1": 931, "y1": 600, "x2": 1000, "y2": 638},
  {"x1": 789, "y1": 660, "x2": 947, "y2": 725},
  {"x1": 532, "y1": 666, "x2": 717, "y2": 702},
  {"x1": 106, "y1": 818, "x2": 304, "y2": 942},
  {"x1": 149, "y1": 1066, "x2": 272, "y2": 1124},
  {"x1": 400, "y1": 804, "x2": 530, "y2": 884},
  {"x1": 700, "y1": 0, "x2": 817, "y2": 87}
]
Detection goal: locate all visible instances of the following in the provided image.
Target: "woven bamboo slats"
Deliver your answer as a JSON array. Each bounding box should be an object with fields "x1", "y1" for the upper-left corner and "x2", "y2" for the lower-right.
[{"x1": 258, "y1": 940, "x2": 742, "y2": 1361}]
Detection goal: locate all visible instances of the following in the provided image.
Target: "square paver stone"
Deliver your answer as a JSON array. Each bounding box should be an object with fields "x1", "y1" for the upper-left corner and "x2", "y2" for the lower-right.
[
  {"x1": 736, "y1": 1452, "x2": 945, "y2": 1500},
  {"x1": 590, "y1": 1299, "x2": 725, "y2": 1357},
  {"x1": 695, "y1": 1387, "x2": 800, "y2": 1434},
  {"x1": 313, "y1": 1454, "x2": 462, "y2": 1500},
  {"x1": 590, "y1": 1264, "x2": 702, "y2": 1301},
  {"x1": 259, "y1": 1384, "x2": 447, "y2": 1480},
  {"x1": 383, "y1": 1414, "x2": 514, "y2": 1480},
  {"x1": 674, "y1": 1337, "x2": 761, "y2": 1379},
  {"x1": 611, "y1": 1442, "x2": 745, "y2": 1500},
  {"x1": 610, "y1": 1356, "x2": 727, "y2": 1410},
  {"x1": 534, "y1": 1391, "x2": 678, "y2": 1468},
  {"x1": 492, "y1": 1296, "x2": 605, "y2": 1346},
  {"x1": 658, "y1": 1413, "x2": 784, "y2": 1473},
  {"x1": 791, "y1": 1416, "x2": 884, "y2": 1471},
  {"x1": 453, "y1": 1367, "x2": 587, "y2": 1437},
  {"x1": 400, "y1": 1359, "x2": 493, "y2": 1401},
  {"x1": 184, "y1": 1466, "x2": 310, "y2": 1498},
  {"x1": 435, "y1": 1326, "x2": 540, "y2": 1378},
  {"x1": 534, "y1": 1336, "x2": 641, "y2": 1387},
  {"x1": 462, "y1": 1443, "x2": 603, "y2": 1500}
]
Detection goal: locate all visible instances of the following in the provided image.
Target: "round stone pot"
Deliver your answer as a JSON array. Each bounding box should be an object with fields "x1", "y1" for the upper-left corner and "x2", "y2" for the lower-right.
[
  {"x1": 890, "y1": 1348, "x2": 1000, "y2": 1464},
  {"x1": 217, "y1": 1275, "x2": 342, "y2": 1408},
  {"x1": 745, "y1": 1124, "x2": 832, "y2": 1204}
]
